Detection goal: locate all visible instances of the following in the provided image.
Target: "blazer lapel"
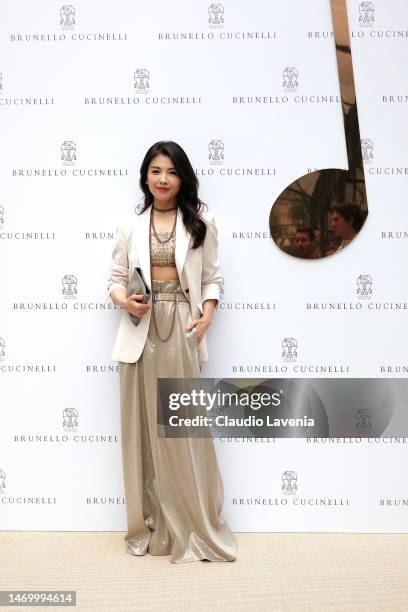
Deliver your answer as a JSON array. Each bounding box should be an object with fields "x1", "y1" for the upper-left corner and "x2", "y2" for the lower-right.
[
  {"x1": 133, "y1": 207, "x2": 152, "y2": 291},
  {"x1": 134, "y1": 205, "x2": 190, "y2": 292},
  {"x1": 175, "y1": 206, "x2": 191, "y2": 279}
]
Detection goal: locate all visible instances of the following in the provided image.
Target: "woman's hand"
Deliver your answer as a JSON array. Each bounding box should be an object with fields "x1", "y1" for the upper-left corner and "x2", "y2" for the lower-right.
[
  {"x1": 186, "y1": 315, "x2": 211, "y2": 345},
  {"x1": 122, "y1": 294, "x2": 151, "y2": 317}
]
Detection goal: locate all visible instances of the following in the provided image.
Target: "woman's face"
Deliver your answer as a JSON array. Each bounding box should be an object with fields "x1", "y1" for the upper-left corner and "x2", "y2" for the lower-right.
[{"x1": 146, "y1": 154, "x2": 182, "y2": 204}]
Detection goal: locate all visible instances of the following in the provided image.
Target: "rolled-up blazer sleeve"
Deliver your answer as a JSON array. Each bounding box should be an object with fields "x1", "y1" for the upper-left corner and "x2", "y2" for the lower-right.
[
  {"x1": 197, "y1": 212, "x2": 224, "y2": 315},
  {"x1": 107, "y1": 223, "x2": 129, "y2": 296}
]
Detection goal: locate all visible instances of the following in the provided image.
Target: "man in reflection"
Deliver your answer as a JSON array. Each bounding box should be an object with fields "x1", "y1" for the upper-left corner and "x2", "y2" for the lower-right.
[
  {"x1": 331, "y1": 203, "x2": 366, "y2": 251},
  {"x1": 294, "y1": 227, "x2": 320, "y2": 259}
]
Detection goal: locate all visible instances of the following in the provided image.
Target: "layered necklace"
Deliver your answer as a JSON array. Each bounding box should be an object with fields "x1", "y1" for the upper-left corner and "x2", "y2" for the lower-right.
[
  {"x1": 149, "y1": 203, "x2": 178, "y2": 342},
  {"x1": 150, "y1": 204, "x2": 177, "y2": 243}
]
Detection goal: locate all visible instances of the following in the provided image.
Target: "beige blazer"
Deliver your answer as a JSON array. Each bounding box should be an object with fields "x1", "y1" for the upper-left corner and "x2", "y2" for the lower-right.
[{"x1": 107, "y1": 206, "x2": 224, "y2": 363}]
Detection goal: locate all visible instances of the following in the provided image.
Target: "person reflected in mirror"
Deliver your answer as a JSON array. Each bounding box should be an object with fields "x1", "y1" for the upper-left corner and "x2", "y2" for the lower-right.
[
  {"x1": 294, "y1": 227, "x2": 321, "y2": 259},
  {"x1": 331, "y1": 203, "x2": 366, "y2": 252}
]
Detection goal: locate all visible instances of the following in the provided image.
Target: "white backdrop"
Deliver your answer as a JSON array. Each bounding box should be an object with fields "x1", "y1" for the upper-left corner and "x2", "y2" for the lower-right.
[{"x1": 1, "y1": 0, "x2": 408, "y2": 531}]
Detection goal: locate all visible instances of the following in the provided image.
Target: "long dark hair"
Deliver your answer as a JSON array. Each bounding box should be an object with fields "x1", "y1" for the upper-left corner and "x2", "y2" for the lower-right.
[
  {"x1": 138, "y1": 141, "x2": 207, "y2": 248},
  {"x1": 331, "y1": 202, "x2": 366, "y2": 232}
]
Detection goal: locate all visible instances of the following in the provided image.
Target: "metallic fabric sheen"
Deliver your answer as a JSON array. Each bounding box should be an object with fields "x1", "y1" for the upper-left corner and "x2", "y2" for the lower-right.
[
  {"x1": 118, "y1": 279, "x2": 237, "y2": 564},
  {"x1": 150, "y1": 230, "x2": 176, "y2": 267}
]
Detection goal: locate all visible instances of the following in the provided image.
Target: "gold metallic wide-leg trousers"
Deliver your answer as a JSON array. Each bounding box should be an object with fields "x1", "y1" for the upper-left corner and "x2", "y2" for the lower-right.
[{"x1": 118, "y1": 279, "x2": 237, "y2": 564}]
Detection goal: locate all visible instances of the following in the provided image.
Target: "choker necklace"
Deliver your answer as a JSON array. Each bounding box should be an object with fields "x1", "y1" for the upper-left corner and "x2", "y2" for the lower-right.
[{"x1": 152, "y1": 204, "x2": 177, "y2": 213}]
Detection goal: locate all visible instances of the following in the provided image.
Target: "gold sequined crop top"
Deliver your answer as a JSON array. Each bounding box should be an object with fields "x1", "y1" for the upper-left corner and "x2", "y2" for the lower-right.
[{"x1": 150, "y1": 228, "x2": 176, "y2": 267}]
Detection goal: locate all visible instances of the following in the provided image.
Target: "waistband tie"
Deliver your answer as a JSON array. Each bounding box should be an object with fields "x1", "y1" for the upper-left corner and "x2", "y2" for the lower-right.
[{"x1": 152, "y1": 291, "x2": 189, "y2": 303}]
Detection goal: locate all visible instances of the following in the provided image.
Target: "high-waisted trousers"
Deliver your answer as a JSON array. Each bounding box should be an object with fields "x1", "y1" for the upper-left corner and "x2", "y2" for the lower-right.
[{"x1": 118, "y1": 279, "x2": 237, "y2": 564}]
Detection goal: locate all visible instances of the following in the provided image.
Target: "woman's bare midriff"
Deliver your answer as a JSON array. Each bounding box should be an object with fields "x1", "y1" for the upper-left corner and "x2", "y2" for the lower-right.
[{"x1": 151, "y1": 265, "x2": 179, "y2": 281}]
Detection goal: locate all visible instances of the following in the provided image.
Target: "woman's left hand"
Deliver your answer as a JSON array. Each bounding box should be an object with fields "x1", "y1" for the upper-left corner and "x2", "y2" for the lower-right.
[{"x1": 186, "y1": 315, "x2": 211, "y2": 345}]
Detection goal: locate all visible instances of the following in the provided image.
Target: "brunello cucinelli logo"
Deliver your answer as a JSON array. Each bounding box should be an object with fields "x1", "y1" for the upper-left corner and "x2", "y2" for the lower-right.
[
  {"x1": 307, "y1": 3, "x2": 406, "y2": 41},
  {"x1": 232, "y1": 66, "x2": 340, "y2": 106},
  {"x1": 0, "y1": 338, "x2": 57, "y2": 373},
  {"x1": 60, "y1": 4, "x2": 76, "y2": 30},
  {"x1": 156, "y1": 2, "x2": 277, "y2": 41},
  {"x1": 62, "y1": 274, "x2": 77, "y2": 299},
  {"x1": 356, "y1": 408, "x2": 373, "y2": 432},
  {"x1": 134, "y1": 69, "x2": 150, "y2": 94},
  {"x1": 11, "y1": 406, "x2": 119, "y2": 445},
  {"x1": 382, "y1": 95, "x2": 408, "y2": 104},
  {"x1": 282, "y1": 338, "x2": 297, "y2": 363},
  {"x1": 363, "y1": 140, "x2": 408, "y2": 176},
  {"x1": 380, "y1": 364, "x2": 408, "y2": 374},
  {"x1": 231, "y1": 230, "x2": 272, "y2": 240},
  {"x1": 11, "y1": 141, "x2": 128, "y2": 178},
  {"x1": 359, "y1": 2, "x2": 374, "y2": 27},
  {"x1": 306, "y1": 30, "x2": 335, "y2": 40},
  {"x1": 195, "y1": 140, "x2": 276, "y2": 177},
  {"x1": 232, "y1": 362, "x2": 350, "y2": 376},
  {"x1": 11, "y1": 275, "x2": 121, "y2": 312},
  {"x1": 83, "y1": 230, "x2": 114, "y2": 240},
  {"x1": 10, "y1": 4, "x2": 127, "y2": 43},
  {"x1": 306, "y1": 438, "x2": 408, "y2": 445},
  {"x1": 216, "y1": 301, "x2": 277, "y2": 312},
  {"x1": 381, "y1": 231, "x2": 408, "y2": 240},
  {"x1": 208, "y1": 3, "x2": 224, "y2": 29},
  {"x1": 361, "y1": 139, "x2": 374, "y2": 164},
  {"x1": 0, "y1": 471, "x2": 57, "y2": 504},
  {"x1": 219, "y1": 438, "x2": 277, "y2": 445},
  {"x1": 85, "y1": 497, "x2": 126, "y2": 505},
  {"x1": 0, "y1": 204, "x2": 57, "y2": 241},
  {"x1": 282, "y1": 470, "x2": 297, "y2": 495},
  {"x1": 283, "y1": 67, "x2": 299, "y2": 93},
  {"x1": 0, "y1": 71, "x2": 55, "y2": 107},
  {"x1": 85, "y1": 363, "x2": 119, "y2": 374},
  {"x1": 230, "y1": 337, "x2": 351, "y2": 374},
  {"x1": 61, "y1": 141, "x2": 77, "y2": 165},
  {"x1": 63, "y1": 406, "x2": 78, "y2": 430},
  {"x1": 379, "y1": 498, "x2": 408, "y2": 508},
  {"x1": 353, "y1": 1, "x2": 408, "y2": 39},
  {"x1": 280, "y1": 338, "x2": 350, "y2": 373},
  {"x1": 232, "y1": 470, "x2": 350, "y2": 508},
  {"x1": 209, "y1": 140, "x2": 224, "y2": 166},
  {"x1": 84, "y1": 69, "x2": 203, "y2": 106},
  {"x1": 357, "y1": 274, "x2": 373, "y2": 299},
  {"x1": 306, "y1": 275, "x2": 408, "y2": 312}
]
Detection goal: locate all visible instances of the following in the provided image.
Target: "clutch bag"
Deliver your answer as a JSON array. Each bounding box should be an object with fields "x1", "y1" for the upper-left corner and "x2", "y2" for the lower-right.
[{"x1": 127, "y1": 267, "x2": 151, "y2": 327}]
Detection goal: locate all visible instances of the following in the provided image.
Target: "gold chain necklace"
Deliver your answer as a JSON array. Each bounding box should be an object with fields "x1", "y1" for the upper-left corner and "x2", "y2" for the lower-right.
[
  {"x1": 151, "y1": 205, "x2": 177, "y2": 244},
  {"x1": 149, "y1": 207, "x2": 178, "y2": 343}
]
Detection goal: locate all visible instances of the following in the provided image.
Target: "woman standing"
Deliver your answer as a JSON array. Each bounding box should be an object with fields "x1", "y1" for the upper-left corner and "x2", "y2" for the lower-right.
[{"x1": 108, "y1": 141, "x2": 237, "y2": 564}]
